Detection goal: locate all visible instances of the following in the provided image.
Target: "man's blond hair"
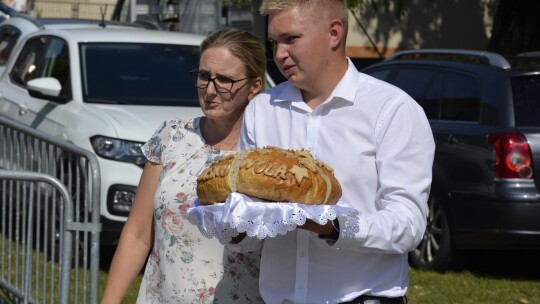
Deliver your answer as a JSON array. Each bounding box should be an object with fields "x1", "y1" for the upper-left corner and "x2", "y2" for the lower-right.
[{"x1": 260, "y1": 0, "x2": 348, "y2": 36}]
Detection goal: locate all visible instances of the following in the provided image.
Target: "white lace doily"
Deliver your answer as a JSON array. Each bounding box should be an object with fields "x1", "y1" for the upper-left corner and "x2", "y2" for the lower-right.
[{"x1": 187, "y1": 192, "x2": 359, "y2": 243}]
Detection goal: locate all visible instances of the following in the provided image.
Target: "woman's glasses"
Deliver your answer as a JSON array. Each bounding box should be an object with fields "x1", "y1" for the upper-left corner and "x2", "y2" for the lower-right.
[{"x1": 190, "y1": 69, "x2": 253, "y2": 94}]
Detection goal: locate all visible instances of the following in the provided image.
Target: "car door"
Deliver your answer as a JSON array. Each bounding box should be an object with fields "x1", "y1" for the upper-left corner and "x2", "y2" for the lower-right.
[
  {"x1": 393, "y1": 66, "x2": 495, "y2": 233},
  {"x1": 0, "y1": 35, "x2": 71, "y2": 135},
  {"x1": 373, "y1": 65, "x2": 491, "y2": 194},
  {"x1": 365, "y1": 64, "x2": 493, "y2": 225}
]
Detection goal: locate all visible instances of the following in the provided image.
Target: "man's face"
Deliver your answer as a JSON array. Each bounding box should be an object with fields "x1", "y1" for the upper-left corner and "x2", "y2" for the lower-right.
[{"x1": 267, "y1": 6, "x2": 330, "y2": 91}]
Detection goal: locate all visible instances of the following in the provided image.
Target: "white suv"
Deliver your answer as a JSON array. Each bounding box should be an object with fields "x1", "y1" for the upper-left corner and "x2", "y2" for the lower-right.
[
  {"x1": 0, "y1": 27, "x2": 207, "y2": 244},
  {"x1": 0, "y1": 15, "x2": 144, "y2": 76}
]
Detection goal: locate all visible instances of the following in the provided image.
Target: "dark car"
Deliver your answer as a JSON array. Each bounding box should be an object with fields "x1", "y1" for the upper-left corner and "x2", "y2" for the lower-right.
[{"x1": 361, "y1": 49, "x2": 540, "y2": 271}]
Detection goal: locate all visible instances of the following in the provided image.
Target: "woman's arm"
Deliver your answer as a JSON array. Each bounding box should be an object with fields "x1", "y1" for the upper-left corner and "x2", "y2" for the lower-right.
[{"x1": 101, "y1": 161, "x2": 161, "y2": 303}]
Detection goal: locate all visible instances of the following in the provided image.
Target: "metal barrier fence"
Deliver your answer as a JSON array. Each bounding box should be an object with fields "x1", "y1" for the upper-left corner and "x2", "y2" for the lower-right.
[{"x1": 0, "y1": 115, "x2": 101, "y2": 304}]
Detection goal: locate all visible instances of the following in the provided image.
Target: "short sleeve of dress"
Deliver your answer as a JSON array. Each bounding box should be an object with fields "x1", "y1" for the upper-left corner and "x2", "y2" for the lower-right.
[{"x1": 142, "y1": 118, "x2": 193, "y2": 165}]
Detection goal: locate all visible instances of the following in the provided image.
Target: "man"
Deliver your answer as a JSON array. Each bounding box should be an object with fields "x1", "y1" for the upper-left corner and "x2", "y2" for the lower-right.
[{"x1": 231, "y1": 1, "x2": 435, "y2": 303}]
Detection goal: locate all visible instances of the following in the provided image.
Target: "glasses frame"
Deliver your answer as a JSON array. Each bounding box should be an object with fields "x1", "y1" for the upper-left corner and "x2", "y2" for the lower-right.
[{"x1": 190, "y1": 69, "x2": 253, "y2": 94}]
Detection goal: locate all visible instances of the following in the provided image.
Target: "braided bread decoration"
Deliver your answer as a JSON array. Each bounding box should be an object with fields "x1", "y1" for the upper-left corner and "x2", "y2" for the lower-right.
[{"x1": 196, "y1": 146, "x2": 342, "y2": 205}]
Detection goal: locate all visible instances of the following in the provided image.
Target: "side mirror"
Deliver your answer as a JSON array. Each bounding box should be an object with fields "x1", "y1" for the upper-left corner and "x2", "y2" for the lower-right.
[{"x1": 27, "y1": 77, "x2": 68, "y2": 103}]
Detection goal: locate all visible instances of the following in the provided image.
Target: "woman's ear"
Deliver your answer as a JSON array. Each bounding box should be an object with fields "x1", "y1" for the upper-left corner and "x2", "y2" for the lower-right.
[{"x1": 247, "y1": 76, "x2": 263, "y2": 100}]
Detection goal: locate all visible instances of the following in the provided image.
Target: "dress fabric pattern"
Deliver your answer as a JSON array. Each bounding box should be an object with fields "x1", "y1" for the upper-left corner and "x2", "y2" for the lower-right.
[{"x1": 136, "y1": 117, "x2": 263, "y2": 304}]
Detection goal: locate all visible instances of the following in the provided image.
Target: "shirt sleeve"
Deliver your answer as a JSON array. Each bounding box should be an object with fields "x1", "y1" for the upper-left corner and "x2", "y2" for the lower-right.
[
  {"x1": 335, "y1": 95, "x2": 435, "y2": 254},
  {"x1": 141, "y1": 119, "x2": 175, "y2": 165}
]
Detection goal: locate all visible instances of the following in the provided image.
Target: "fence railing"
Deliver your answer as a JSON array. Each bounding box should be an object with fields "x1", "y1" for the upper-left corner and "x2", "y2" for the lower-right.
[{"x1": 0, "y1": 115, "x2": 101, "y2": 304}]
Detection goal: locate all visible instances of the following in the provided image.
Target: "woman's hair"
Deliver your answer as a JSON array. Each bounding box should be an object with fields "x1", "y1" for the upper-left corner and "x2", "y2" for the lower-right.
[{"x1": 200, "y1": 28, "x2": 266, "y2": 80}]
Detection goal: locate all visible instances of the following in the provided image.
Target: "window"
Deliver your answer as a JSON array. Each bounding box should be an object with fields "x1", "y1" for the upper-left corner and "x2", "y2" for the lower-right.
[
  {"x1": 10, "y1": 36, "x2": 47, "y2": 87},
  {"x1": 392, "y1": 67, "x2": 441, "y2": 119},
  {"x1": 0, "y1": 26, "x2": 21, "y2": 65},
  {"x1": 389, "y1": 67, "x2": 480, "y2": 122},
  {"x1": 39, "y1": 38, "x2": 71, "y2": 98},
  {"x1": 366, "y1": 68, "x2": 392, "y2": 81},
  {"x1": 512, "y1": 75, "x2": 540, "y2": 127},
  {"x1": 440, "y1": 71, "x2": 481, "y2": 122},
  {"x1": 80, "y1": 42, "x2": 200, "y2": 106},
  {"x1": 10, "y1": 36, "x2": 71, "y2": 99}
]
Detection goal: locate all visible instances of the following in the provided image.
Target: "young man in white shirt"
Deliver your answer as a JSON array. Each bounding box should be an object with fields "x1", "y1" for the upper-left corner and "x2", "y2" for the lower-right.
[{"x1": 230, "y1": 1, "x2": 435, "y2": 303}]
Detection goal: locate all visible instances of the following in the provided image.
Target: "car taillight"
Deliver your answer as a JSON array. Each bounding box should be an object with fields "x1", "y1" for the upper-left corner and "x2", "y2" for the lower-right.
[{"x1": 487, "y1": 132, "x2": 534, "y2": 179}]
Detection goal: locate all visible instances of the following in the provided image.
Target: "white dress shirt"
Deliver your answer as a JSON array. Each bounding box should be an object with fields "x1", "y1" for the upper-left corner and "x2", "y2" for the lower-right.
[{"x1": 232, "y1": 59, "x2": 435, "y2": 304}]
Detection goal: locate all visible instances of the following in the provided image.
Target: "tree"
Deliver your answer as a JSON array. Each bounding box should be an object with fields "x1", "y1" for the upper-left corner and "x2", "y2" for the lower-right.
[
  {"x1": 346, "y1": 0, "x2": 412, "y2": 19},
  {"x1": 230, "y1": 0, "x2": 539, "y2": 56},
  {"x1": 347, "y1": 0, "x2": 540, "y2": 56},
  {"x1": 487, "y1": 0, "x2": 540, "y2": 55}
]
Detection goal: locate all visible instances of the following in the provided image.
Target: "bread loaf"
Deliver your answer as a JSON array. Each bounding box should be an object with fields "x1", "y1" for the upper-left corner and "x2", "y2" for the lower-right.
[{"x1": 196, "y1": 146, "x2": 342, "y2": 205}]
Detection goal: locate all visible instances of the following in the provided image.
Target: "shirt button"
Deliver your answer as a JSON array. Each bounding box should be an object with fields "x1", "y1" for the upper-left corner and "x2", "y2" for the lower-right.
[{"x1": 300, "y1": 251, "x2": 306, "y2": 258}]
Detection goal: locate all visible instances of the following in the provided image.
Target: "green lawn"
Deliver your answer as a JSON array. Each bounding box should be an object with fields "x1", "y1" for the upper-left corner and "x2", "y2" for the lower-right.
[
  {"x1": 98, "y1": 250, "x2": 540, "y2": 304},
  {"x1": 408, "y1": 268, "x2": 540, "y2": 304},
  {"x1": 3, "y1": 238, "x2": 538, "y2": 304}
]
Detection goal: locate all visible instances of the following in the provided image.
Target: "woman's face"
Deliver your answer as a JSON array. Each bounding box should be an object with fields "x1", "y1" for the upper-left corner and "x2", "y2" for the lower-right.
[{"x1": 196, "y1": 46, "x2": 261, "y2": 121}]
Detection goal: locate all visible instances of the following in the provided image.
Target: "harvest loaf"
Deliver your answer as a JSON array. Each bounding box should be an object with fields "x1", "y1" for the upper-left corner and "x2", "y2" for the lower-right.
[{"x1": 196, "y1": 146, "x2": 342, "y2": 205}]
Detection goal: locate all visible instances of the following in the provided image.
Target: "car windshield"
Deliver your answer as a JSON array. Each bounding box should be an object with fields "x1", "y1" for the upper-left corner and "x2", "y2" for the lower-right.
[
  {"x1": 80, "y1": 42, "x2": 200, "y2": 106},
  {"x1": 511, "y1": 75, "x2": 540, "y2": 127}
]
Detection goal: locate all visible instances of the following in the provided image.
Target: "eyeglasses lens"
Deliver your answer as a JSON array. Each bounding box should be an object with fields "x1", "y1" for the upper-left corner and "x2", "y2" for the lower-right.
[{"x1": 192, "y1": 72, "x2": 232, "y2": 93}]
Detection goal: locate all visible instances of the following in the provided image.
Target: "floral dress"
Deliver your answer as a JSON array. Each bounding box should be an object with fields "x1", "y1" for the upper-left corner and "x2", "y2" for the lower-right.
[{"x1": 136, "y1": 117, "x2": 263, "y2": 304}]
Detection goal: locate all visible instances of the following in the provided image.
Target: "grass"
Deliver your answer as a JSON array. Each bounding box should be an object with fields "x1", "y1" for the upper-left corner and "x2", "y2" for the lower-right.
[
  {"x1": 408, "y1": 269, "x2": 540, "y2": 304},
  {"x1": 1, "y1": 234, "x2": 100, "y2": 304},
  {"x1": 3, "y1": 234, "x2": 539, "y2": 304},
  {"x1": 98, "y1": 249, "x2": 540, "y2": 304},
  {"x1": 407, "y1": 250, "x2": 540, "y2": 304}
]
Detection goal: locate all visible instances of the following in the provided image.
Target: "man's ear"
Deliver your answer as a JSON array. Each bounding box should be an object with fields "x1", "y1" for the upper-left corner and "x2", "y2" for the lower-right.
[
  {"x1": 329, "y1": 19, "x2": 345, "y2": 51},
  {"x1": 248, "y1": 76, "x2": 264, "y2": 100}
]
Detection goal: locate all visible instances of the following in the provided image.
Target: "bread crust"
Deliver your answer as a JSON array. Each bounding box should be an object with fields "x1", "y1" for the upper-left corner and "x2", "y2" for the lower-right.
[{"x1": 197, "y1": 146, "x2": 342, "y2": 205}]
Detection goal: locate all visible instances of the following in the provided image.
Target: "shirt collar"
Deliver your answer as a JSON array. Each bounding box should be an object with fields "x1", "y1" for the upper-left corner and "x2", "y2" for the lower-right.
[{"x1": 273, "y1": 58, "x2": 359, "y2": 106}]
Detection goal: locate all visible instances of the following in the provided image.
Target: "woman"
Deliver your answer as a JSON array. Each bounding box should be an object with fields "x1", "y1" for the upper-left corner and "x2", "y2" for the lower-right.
[{"x1": 101, "y1": 28, "x2": 266, "y2": 303}]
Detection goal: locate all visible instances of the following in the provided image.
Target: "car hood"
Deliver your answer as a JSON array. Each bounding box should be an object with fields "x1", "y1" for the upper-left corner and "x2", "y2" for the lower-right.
[{"x1": 95, "y1": 105, "x2": 203, "y2": 141}]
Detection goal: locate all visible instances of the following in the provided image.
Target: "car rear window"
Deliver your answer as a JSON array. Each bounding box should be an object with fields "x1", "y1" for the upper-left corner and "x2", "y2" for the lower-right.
[
  {"x1": 391, "y1": 67, "x2": 481, "y2": 122},
  {"x1": 80, "y1": 42, "x2": 200, "y2": 106},
  {"x1": 511, "y1": 75, "x2": 540, "y2": 127}
]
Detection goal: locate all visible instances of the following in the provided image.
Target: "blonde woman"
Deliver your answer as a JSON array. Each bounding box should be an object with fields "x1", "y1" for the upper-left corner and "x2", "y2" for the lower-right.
[{"x1": 102, "y1": 28, "x2": 266, "y2": 304}]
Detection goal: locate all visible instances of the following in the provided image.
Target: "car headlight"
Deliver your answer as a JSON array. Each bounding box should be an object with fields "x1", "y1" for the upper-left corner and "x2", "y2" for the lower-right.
[{"x1": 90, "y1": 135, "x2": 146, "y2": 167}]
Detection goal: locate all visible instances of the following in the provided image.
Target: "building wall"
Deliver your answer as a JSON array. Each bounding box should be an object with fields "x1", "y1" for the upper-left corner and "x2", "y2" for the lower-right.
[
  {"x1": 28, "y1": 0, "x2": 116, "y2": 19},
  {"x1": 346, "y1": 0, "x2": 499, "y2": 58},
  {"x1": 24, "y1": 0, "x2": 499, "y2": 61}
]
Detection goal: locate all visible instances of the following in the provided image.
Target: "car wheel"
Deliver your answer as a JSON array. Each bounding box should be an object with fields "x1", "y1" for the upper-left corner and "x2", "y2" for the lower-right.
[{"x1": 409, "y1": 191, "x2": 459, "y2": 271}]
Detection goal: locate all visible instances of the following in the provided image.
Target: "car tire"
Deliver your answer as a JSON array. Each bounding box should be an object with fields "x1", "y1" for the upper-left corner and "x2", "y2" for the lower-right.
[{"x1": 409, "y1": 190, "x2": 461, "y2": 271}]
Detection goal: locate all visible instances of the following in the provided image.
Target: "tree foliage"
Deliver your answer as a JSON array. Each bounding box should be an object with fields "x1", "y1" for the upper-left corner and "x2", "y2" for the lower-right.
[
  {"x1": 487, "y1": 0, "x2": 540, "y2": 55},
  {"x1": 346, "y1": 0, "x2": 412, "y2": 19},
  {"x1": 224, "y1": 0, "x2": 539, "y2": 55}
]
